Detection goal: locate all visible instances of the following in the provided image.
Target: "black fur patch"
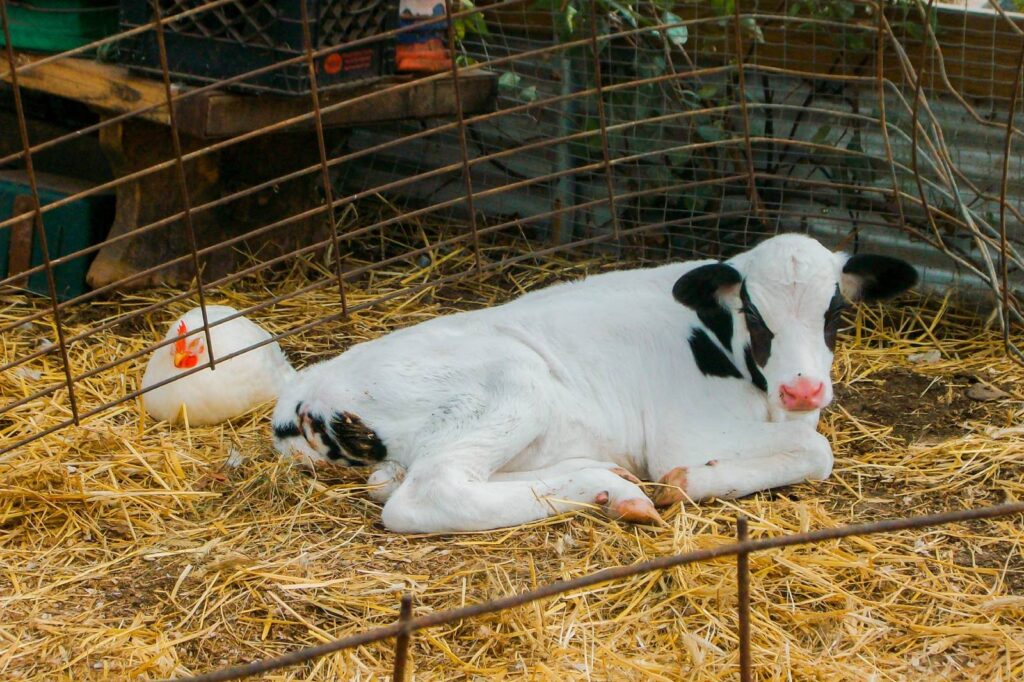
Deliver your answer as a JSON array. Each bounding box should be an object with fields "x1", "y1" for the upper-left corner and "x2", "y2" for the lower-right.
[
  {"x1": 673, "y1": 263, "x2": 743, "y2": 311},
  {"x1": 740, "y1": 283, "x2": 774, "y2": 368},
  {"x1": 823, "y1": 285, "x2": 846, "y2": 352},
  {"x1": 744, "y1": 347, "x2": 768, "y2": 392},
  {"x1": 273, "y1": 422, "x2": 302, "y2": 439},
  {"x1": 842, "y1": 254, "x2": 918, "y2": 302},
  {"x1": 328, "y1": 411, "x2": 387, "y2": 465},
  {"x1": 699, "y1": 308, "x2": 733, "y2": 351},
  {"x1": 673, "y1": 263, "x2": 742, "y2": 351},
  {"x1": 689, "y1": 329, "x2": 742, "y2": 379}
]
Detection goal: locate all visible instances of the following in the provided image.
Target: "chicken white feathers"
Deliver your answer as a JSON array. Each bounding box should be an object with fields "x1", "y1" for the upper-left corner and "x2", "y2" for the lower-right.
[{"x1": 141, "y1": 305, "x2": 295, "y2": 425}]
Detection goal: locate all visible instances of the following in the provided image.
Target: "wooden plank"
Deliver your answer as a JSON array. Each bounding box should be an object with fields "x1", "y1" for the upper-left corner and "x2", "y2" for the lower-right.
[
  {"x1": 1, "y1": 51, "x2": 497, "y2": 138},
  {"x1": 0, "y1": 52, "x2": 172, "y2": 125},
  {"x1": 198, "y1": 71, "x2": 498, "y2": 138}
]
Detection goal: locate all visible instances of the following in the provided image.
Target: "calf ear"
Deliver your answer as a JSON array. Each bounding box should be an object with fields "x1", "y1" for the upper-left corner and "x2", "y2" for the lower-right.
[
  {"x1": 673, "y1": 263, "x2": 743, "y2": 311},
  {"x1": 840, "y1": 254, "x2": 918, "y2": 303}
]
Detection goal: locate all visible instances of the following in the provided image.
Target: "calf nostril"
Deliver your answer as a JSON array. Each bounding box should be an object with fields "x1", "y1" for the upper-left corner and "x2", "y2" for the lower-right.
[{"x1": 780, "y1": 381, "x2": 825, "y2": 406}]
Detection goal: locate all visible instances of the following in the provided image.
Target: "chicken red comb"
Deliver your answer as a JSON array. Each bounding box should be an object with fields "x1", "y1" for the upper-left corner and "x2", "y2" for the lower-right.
[{"x1": 175, "y1": 320, "x2": 188, "y2": 353}]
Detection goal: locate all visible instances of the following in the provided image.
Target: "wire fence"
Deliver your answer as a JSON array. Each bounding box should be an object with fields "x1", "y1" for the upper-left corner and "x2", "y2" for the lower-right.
[
  {"x1": 1, "y1": 0, "x2": 1023, "y2": 676},
  {"x1": 2, "y1": 0, "x2": 1023, "y2": 455},
  {"x1": 160, "y1": 501, "x2": 1024, "y2": 682}
]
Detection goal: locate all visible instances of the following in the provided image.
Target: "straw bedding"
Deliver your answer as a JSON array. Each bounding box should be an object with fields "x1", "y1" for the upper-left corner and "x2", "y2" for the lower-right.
[{"x1": 2, "y1": 235, "x2": 1023, "y2": 681}]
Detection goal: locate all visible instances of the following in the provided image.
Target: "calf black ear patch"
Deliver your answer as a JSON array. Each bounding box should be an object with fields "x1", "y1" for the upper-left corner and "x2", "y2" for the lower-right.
[
  {"x1": 673, "y1": 263, "x2": 743, "y2": 311},
  {"x1": 842, "y1": 255, "x2": 918, "y2": 302},
  {"x1": 674, "y1": 264, "x2": 742, "y2": 348},
  {"x1": 328, "y1": 411, "x2": 387, "y2": 466},
  {"x1": 690, "y1": 329, "x2": 742, "y2": 380}
]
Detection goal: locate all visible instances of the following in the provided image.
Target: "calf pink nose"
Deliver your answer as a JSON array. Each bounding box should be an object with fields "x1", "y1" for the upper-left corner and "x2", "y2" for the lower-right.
[{"x1": 779, "y1": 379, "x2": 825, "y2": 411}]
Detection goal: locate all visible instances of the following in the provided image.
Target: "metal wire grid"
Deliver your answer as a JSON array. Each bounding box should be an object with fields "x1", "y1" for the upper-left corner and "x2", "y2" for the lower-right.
[
  {"x1": 0, "y1": 1, "x2": 1022, "y2": 677},
  {"x1": 0, "y1": 1, "x2": 1019, "y2": 454},
  {"x1": 168, "y1": 502, "x2": 1024, "y2": 681},
  {"x1": 1, "y1": 0, "x2": 1022, "y2": 453}
]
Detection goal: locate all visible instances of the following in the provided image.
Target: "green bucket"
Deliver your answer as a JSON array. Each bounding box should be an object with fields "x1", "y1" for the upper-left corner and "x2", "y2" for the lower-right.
[{"x1": 0, "y1": 0, "x2": 119, "y2": 53}]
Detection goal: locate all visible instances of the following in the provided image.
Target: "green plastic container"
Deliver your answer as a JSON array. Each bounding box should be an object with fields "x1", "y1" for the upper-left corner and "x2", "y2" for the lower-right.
[
  {"x1": 0, "y1": 0, "x2": 118, "y2": 53},
  {"x1": 0, "y1": 171, "x2": 114, "y2": 301}
]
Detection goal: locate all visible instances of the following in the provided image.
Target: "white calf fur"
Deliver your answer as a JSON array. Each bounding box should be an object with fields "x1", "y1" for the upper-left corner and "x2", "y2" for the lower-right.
[{"x1": 272, "y1": 234, "x2": 917, "y2": 533}]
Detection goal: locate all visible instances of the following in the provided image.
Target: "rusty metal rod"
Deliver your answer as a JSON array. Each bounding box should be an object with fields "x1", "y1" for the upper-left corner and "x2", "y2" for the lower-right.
[
  {"x1": 0, "y1": 163, "x2": 992, "y2": 389},
  {"x1": 0, "y1": 0, "x2": 241, "y2": 79},
  {"x1": 299, "y1": 0, "x2": 349, "y2": 315},
  {"x1": 445, "y1": 0, "x2": 483, "y2": 277},
  {"x1": 0, "y1": 56, "x2": 893, "y2": 239},
  {"x1": 166, "y1": 502, "x2": 1024, "y2": 682},
  {"x1": 0, "y1": 0, "x2": 81, "y2": 424},
  {"x1": 732, "y1": 0, "x2": 766, "y2": 236},
  {"x1": 0, "y1": 0, "x2": 535, "y2": 167},
  {"x1": 0, "y1": 12, "x2": 882, "y2": 217},
  {"x1": 737, "y1": 515, "x2": 751, "y2": 682},
  {"x1": 151, "y1": 0, "x2": 215, "y2": 369},
  {"x1": 392, "y1": 594, "x2": 414, "y2": 682},
  {"x1": 0, "y1": 194, "x2": 940, "y2": 437},
  {"x1": 997, "y1": 35, "x2": 1024, "y2": 354},
  {"x1": 587, "y1": 0, "x2": 621, "y2": 242},
  {"x1": 876, "y1": 3, "x2": 909, "y2": 239},
  {"x1": 0, "y1": 155, "x2": 996, "y2": 385},
  {"x1": 0, "y1": 199, "x2": 1008, "y2": 450}
]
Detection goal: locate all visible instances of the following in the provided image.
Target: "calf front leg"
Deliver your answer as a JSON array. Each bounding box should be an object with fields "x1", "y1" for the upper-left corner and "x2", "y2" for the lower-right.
[
  {"x1": 652, "y1": 421, "x2": 833, "y2": 506},
  {"x1": 381, "y1": 459, "x2": 659, "y2": 533}
]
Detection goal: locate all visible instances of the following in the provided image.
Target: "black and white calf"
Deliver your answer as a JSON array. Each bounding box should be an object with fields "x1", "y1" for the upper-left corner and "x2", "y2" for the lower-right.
[{"x1": 272, "y1": 234, "x2": 917, "y2": 533}]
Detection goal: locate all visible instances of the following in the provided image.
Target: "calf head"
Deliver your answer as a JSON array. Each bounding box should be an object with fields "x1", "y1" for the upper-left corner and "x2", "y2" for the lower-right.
[{"x1": 673, "y1": 234, "x2": 917, "y2": 421}]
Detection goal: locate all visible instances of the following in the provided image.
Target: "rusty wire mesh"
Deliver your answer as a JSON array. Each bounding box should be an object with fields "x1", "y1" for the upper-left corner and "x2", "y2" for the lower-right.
[
  {"x1": 1, "y1": 0, "x2": 1023, "y2": 677},
  {"x1": 1, "y1": 0, "x2": 1022, "y2": 454},
  {"x1": 169, "y1": 501, "x2": 1024, "y2": 681}
]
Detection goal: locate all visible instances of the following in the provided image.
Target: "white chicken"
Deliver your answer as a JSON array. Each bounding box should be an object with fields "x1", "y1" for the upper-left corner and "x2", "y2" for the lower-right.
[{"x1": 141, "y1": 305, "x2": 295, "y2": 425}]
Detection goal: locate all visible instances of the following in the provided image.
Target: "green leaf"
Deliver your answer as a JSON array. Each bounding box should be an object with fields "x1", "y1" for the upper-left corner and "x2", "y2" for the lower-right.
[
  {"x1": 739, "y1": 16, "x2": 764, "y2": 44},
  {"x1": 498, "y1": 71, "x2": 521, "y2": 90},
  {"x1": 604, "y1": 0, "x2": 639, "y2": 28},
  {"x1": 710, "y1": 0, "x2": 734, "y2": 15},
  {"x1": 662, "y1": 11, "x2": 688, "y2": 47},
  {"x1": 697, "y1": 124, "x2": 726, "y2": 142},
  {"x1": 697, "y1": 84, "x2": 719, "y2": 100},
  {"x1": 666, "y1": 150, "x2": 693, "y2": 166},
  {"x1": 810, "y1": 124, "x2": 832, "y2": 145},
  {"x1": 520, "y1": 85, "x2": 538, "y2": 101},
  {"x1": 637, "y1": 55, "x2": 667, "y2": 79},
  {"x1": 565, "y1": 4, "x2": 578, "y2": 34}
]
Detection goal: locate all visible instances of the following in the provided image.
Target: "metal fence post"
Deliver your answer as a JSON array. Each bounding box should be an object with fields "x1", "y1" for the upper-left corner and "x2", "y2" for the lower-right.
[
  {"x1": 737, "y1": 515, "x2": 751, "y2": 682},
  {"x1": 392, "y1": 593, "x2": 414, "y2": 682}
]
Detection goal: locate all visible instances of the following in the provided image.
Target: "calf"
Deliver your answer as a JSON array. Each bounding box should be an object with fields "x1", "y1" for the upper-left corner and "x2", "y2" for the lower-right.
[{"x1": 272, "y1": 234, "x2": 916, "y2": 533}]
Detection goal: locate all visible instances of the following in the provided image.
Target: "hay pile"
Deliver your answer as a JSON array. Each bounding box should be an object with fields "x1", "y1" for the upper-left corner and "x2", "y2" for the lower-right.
[{"x1": 2, "y1": 237, "x2": 1023, "y2": 681}]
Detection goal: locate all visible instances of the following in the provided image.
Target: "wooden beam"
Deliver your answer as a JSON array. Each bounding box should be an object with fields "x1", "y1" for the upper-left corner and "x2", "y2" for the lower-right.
[
  {"x1": 1, "y1": 52, "x2": 497, "y2": 138},
  {"x1": 0, "y1": 52, "x2": 172, "y2": 125},
  {"x1": 198, "y1": 71, "x2": 498, "y2": 138}
]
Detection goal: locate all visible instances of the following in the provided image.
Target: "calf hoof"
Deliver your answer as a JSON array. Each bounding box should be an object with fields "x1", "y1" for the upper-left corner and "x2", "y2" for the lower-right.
[
  {"x1": 367, "y1": 461, "x2": 407, "y2": 503},
  {"x1": 610, "y1": 467, "x2": 642, "y2": 485},
  {"x1": 602, "y1": 495, "x2": 665, "y2": 526},
  {"x1": 653, "y1": 467, "x2": 689, "y2": 508}
]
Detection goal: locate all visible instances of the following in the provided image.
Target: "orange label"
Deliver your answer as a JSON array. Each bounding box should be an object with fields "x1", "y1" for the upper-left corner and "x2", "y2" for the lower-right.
[
  {"x1": 323, "y1": 53, "x2": 343, "y2": 74},
  {"x1": 341, "y1": 50, "x2": 373, "y2": 72}
]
